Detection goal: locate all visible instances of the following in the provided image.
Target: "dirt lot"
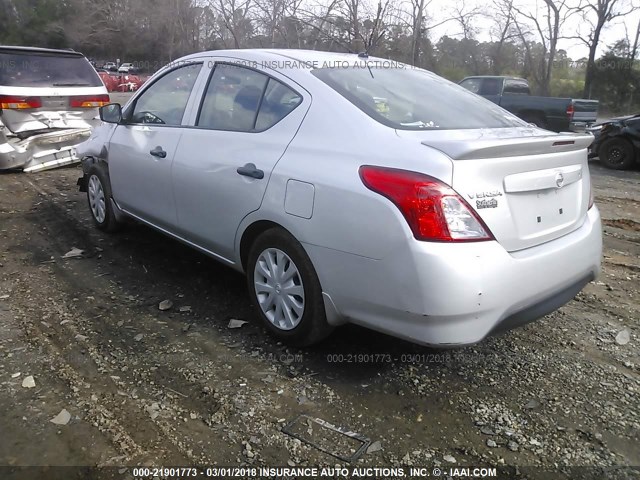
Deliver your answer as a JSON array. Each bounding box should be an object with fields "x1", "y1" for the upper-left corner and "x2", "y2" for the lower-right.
[{"x1": 0, "y1": 160, "x2": 638, "y2": 479}]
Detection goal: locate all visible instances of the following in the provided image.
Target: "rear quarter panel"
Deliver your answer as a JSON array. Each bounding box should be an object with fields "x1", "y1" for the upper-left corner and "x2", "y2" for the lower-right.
[{"x1": 236, "y1": 78, "x2": 455, "y2": 263}]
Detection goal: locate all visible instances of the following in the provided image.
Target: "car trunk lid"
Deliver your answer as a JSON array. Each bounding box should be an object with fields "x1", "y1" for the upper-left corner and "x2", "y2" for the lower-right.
[{"x1": 399, "y1": 127, "x2": 594, "y2": 252}]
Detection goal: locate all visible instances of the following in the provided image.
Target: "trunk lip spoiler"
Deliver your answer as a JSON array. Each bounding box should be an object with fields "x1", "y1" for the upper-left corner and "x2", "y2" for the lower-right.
[{"x1": 421, "y1": 134, "x2": 594, "y2": 160}]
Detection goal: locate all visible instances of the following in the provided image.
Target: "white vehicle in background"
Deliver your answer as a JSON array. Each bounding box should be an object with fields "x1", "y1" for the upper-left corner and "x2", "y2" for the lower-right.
[
  {"x1": 0, "y1": 45, "x2": 109, "y2": 172},
  {"x1": 118, "y1": 63, "x2": 134, "y2": 73}
]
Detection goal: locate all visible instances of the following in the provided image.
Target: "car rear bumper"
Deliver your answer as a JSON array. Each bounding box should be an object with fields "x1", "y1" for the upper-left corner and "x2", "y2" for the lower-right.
[{"x1": 307, "y1": 207, "x2": 602, "y2": 346}]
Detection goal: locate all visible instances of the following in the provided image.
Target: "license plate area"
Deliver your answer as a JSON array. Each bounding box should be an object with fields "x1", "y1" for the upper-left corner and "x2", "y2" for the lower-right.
[{"x1": 509, "y1": 183, "x2": 581, "y2": 240}]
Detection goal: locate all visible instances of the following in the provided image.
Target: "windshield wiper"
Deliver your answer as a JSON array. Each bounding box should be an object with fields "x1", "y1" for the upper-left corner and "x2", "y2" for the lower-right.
[{"x1": 53, "y1": 83, "x2": 92, "y2": 86}]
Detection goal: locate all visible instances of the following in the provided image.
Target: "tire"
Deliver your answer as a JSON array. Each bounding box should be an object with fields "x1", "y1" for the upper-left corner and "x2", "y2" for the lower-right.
[
  {"x1": 247, "y1": 228, "x2": 333, "y2": 346},
  {"x1": 86, "y1": 163, "x2": 122, "y2": 232},
  {"x1": 598, "y1": 137, "x2": 636, "y2": 170}
]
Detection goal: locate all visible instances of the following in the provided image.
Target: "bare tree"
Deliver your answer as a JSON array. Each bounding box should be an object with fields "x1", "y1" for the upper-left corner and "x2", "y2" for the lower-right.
[
  {"x1": 253, "y1": 0, "x2": 305, "y2": 47},
  {"x1": 386, "y1": 0, "x2": 452, "y2": 66},
  {"x1": 511, "y1": 0, "x2": 575, "y2": 95},
  {"x1": 295, "y1": 0, "x2": 350, "y2": 51},
  {"x1": 567, "y1": 0, "x2": 637, "y2": 97},
  {"x1": 450, "y1": 1, "x2": 481, "y2": 40},
  {"x1": 207, "y1": 0, "x2": 255, "y2": 48},
  {"x1": 488, "y1": 0, "x2": 519, "y2": 74},
  {"x1": 337, "y1": 0, "x2": 394, "y2": 52}
]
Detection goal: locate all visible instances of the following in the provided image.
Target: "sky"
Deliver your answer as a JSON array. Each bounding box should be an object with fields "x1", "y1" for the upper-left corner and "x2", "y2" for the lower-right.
[{"x1": 422, "y1": 0, "x2": 640, "y2": 60}]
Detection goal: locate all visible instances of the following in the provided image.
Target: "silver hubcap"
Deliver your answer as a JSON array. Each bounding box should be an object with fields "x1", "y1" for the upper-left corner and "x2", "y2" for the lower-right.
[
  {"x1": 254, "y1": 248, "x2": 305, "y2": 331},
  {"x1": 88, "y1": 174, "x2": 106, "y2": 223}
]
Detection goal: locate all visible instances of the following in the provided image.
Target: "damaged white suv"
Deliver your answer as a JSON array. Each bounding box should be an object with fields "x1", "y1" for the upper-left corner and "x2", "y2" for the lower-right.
[{"x1": 0, "y1": 46, "x2": 109, "y2": 172}]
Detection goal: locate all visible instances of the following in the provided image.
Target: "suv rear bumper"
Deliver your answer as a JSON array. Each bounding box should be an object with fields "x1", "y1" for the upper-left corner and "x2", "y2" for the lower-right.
[
  {"x1": 569, "y1": 121, "x2": 593, "y2": 133},
  {"x1": 0, "y1": 128, "x2": 89, "y2": 172}
]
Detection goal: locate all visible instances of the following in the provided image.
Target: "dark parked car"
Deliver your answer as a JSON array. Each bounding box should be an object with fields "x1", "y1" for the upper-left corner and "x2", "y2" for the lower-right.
[
  {"x1": 588, "y1": 115, "x2": 640, "y2": 170},
  {"x1": 459, "y1": 76, "x2": 599, "y2": 133}
]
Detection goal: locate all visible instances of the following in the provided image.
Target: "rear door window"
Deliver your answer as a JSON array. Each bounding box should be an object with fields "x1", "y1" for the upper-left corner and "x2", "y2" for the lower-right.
[
  {"x1": 197, "y1": 64, "x2": 267, "y2": 132},
  {"x1": 255, "y1": 78, "x2": 302, "y2": 130},
  {"x1": 197, "y1": 64, "x2": 302, "y2": 132},
  {"x1": 0, "y1": 51, "x2": 103, "y2": 87}
]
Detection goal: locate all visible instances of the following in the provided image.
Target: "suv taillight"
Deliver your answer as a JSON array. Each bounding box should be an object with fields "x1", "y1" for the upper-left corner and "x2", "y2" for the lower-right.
[
  {"x1": 0, "y1": 95, "x2": 42, "y2": 110},
  {"x1": 70, "y1": 95, "x2": 110, "y2": 108},
  {"x1": 359, "y1": 166, "x2": 495, "y2": 242}
]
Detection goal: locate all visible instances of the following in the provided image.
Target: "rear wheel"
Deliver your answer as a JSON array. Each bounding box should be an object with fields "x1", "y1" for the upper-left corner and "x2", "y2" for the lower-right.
[
  {"x1": 86, "y1": 163, "x2": 122, "y2": 232},
  {"x1": 598, "y1": 137, "x2": 636, "y2": 170},
  {"x1": 247, "y1": 228, "x2": 333, "y2": 346}
]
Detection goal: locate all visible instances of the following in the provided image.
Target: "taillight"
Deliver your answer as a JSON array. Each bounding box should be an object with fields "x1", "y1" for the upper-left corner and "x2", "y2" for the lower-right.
[
  {"x1": 359, "y1": 166, "x2": 494, "y2": 242},
  {"x1": 70, "y1": 95, "x2": 110, "y2": 108},
  {"x1": 588, "y1": 180, "x2": 595, "y2": 209},
  {"x1": 0, "y1": 95, "x2": 42, "y2": 110},
  {"x1": 566, "y1": 103, "x2": 574, "y2": 120}
]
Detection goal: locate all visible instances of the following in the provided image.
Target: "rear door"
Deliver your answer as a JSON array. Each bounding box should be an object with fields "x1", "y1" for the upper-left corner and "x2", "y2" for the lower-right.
[
  {"x1": 172, "y1": 61, "x2": 309, "y2": 261},
  {"x1": 108, "y1": 62, "x2": 203, "y2": 229}
]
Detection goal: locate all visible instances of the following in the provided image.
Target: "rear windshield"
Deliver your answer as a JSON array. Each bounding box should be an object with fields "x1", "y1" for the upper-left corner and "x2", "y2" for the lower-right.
[
  {"x1": 0, "y1": 52, "x2": 103, "y2": 87},
  {"x1": 312, "y1": 66, "x2": 525, "y2": 130}
]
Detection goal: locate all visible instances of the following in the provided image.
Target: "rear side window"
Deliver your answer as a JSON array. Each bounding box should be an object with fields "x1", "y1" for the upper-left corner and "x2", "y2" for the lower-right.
[
  {"x1": 197, "y1": 64, "x2": 301, "y2": 132},
  {"x1": 477, "y1": 78, "x2": 501, "y2": 95},
  {"x1": 313, "y1": 67, "x2": 524, "y2": 130},
  {"x1": 255, "y1": 79, "x2": 302, "y2": 130},
  {"x1": 503, "y1": 80, "x2": 529, "y2": 95},
  {"x1": 0, "y1": 51, "x2": 103, "y2": 87}
]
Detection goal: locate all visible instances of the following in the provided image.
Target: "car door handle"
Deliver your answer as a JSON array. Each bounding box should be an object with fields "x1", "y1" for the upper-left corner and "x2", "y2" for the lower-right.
[
  {"x1": 149, "y1": 146, "x2": 167, "y2": 158},
  {"x1": 236, "y1": 163, "x2": 264, "y2": 179}
]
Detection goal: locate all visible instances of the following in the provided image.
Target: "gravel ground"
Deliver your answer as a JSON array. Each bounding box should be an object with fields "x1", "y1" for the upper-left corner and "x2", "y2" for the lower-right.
[{"x1": 0, "y1": 160, "x2": 638, "y2": 480}]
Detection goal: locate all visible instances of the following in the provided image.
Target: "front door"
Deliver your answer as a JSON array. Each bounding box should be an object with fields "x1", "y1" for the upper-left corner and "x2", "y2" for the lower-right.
[{"x1": 108, "y1": 62, "x2": 203, "y2": 229}]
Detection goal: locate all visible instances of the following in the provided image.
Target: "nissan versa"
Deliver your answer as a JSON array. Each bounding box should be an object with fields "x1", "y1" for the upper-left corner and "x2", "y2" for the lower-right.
[{"x1": 76, "y1": 49, "x2": 602, "y2": 347}]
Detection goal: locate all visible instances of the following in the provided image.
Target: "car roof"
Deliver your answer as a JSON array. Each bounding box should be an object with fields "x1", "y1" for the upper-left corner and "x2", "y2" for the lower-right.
[
  {"x1": 0, "y1": 45, "x2": 83, "y2": 57},
  {"x1": 181, "y1": 48, "x2": 405, "y2": 70}
]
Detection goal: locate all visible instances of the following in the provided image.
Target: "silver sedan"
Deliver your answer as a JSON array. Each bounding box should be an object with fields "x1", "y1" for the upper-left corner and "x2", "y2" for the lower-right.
[{"x1": 77, "y1": 49, "x2": 602, "y2": 347}]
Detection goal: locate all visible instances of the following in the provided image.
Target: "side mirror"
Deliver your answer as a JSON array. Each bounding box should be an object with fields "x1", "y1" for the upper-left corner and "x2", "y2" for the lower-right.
[{"x1": 99, "y1": 103, "x2": 122, "y2": 124}]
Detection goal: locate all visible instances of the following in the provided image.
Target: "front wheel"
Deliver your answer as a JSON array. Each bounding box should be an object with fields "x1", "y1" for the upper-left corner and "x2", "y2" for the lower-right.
[
  {"x1": 247, "y1": 228, "x2": 333, "y2": 346},
  {"x1": 86, "y1": 164, "x2": 122, "y2": 232},
  {"x1": 598, "y1": 137, "x2": 636, "y2": 170}
]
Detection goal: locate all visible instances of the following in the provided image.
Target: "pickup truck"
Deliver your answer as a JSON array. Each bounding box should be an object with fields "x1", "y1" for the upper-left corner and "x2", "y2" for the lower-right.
[{"x1": 459, "y1": 76, "x2": 598, "y2": 132}]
